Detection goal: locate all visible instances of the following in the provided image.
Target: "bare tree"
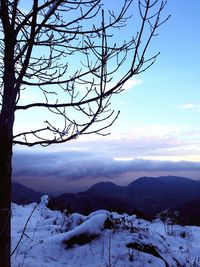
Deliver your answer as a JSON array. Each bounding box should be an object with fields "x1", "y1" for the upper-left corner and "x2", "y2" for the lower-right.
[{"x1": 0, "y1": 0, "x2": 169, "y2": 265}]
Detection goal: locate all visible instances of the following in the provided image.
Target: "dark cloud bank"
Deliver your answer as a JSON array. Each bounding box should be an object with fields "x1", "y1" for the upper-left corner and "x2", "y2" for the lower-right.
[{"x1": 13, "y1": 150, "x2": 200, "y2": 195}]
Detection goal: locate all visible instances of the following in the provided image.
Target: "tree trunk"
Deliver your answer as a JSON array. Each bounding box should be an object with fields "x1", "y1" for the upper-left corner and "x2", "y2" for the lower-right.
[
  {"x1": 0, "y1": 14, "x2": 16, "y2": 264},
  {"x1": 0, "y1": 80, "x2": 15, "y2": 267},
  {"x1": 0, "y1": 77, "x2": 15, "y2": 267},
  {"x1": 0, "y1": 115, "x2": 12, "y2": 267}
]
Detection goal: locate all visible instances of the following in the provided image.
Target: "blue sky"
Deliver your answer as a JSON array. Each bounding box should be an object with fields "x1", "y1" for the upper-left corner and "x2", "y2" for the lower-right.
[
  {"x1": 108, "y1": 0, "x2": 200, "y2": 159},
  {"x1": 13, "y1": 1, "x2": 200, "y2": 193},
  {"x1": 115, "y1": 0, "x2": 200, "y2": 127}
]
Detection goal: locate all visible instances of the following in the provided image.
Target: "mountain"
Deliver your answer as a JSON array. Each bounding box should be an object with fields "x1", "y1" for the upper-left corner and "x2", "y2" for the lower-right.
[
  {"x1": 125, "y1": 176, "x2": 200, "y2": 215},
  {"x1": 50, "y1": 176, "x2": 200, "y2": 220},
  {"x1": 12, "y1": 182, "x2": 43, "y2": 204},
  {"x1": 87, "y1": 181, "x2": 123, "y2": 193}
]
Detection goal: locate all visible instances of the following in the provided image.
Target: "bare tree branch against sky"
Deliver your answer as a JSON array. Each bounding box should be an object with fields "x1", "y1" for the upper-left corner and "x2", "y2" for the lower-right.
[
  {"x1": 11, "y1": 0, "x2": 169, "y2": 146},
  {"x1": 0, "y1": 1, "x2": 169, "y2": 265}
]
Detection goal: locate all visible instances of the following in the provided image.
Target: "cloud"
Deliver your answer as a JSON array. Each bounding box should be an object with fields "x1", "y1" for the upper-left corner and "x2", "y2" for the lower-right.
[
  {"x1": 181, "y1": 104, "x2": 195, "y2": 109},
  {"x1": 106, "y1": 78, "x2": 142, "y2": 93},
  {"x1": 113, "y1": 157, "x2": 134, "y2": 161},
  {"x1": 62, "y1": 125, "x2": 200, "y2": 162},
  {"x1": 122, "y1": 79, "x2": 142, "y2": 91},
  {"x1": 180, "y1": 103, "x2": 200, "y2": 112},
  {"x1": 13, "y1": 148, "x2": 200, "y2": 194},
  {"x1": 12, "y1": 125, "x2": 200, "y2": 194}
]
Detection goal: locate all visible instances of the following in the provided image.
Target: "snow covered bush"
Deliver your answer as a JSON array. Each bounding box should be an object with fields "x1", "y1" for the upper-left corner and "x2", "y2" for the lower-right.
[{"x1": 157, "y1": 209, "x2": 179, "y2": 236}]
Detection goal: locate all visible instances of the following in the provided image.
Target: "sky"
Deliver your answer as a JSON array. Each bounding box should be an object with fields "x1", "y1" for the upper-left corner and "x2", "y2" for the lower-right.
[{"x1": 13, "y1": 0, "x2": 200, "y2": 194}]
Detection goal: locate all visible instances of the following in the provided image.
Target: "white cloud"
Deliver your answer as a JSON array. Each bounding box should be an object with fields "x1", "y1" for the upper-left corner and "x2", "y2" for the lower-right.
[
  {"x1": 180, "y1": 103, "x2": 200, "y2": 112},
  {"x1": 113, "y1": 157, "x2": 135, "y2": 161},
  {"x1": 122, "y1": 79, "x2": 142, "y2": 91},
  {"x1": 105, "y1": 78, "x2": 142, "y2": 93},
  {"x1": 181, "y1": 104, "x2": 195, "y2": 109},
  {"x1": 40, "y1": 125, "x2": 200, "y2": 164}
]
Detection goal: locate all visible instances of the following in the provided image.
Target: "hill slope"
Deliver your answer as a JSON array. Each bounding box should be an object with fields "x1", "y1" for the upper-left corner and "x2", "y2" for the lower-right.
[
  {"x1": 12, "y1": 182, "x2": 43, "y2": 204},
  {"x1": 50, "y1": 176, "x2": 200, "y2": 218}
]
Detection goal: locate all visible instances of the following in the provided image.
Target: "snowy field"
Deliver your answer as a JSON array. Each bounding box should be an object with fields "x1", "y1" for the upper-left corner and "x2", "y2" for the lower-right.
[{"x1": 11, "y1": 196, "x2": 200, "y2": 267}]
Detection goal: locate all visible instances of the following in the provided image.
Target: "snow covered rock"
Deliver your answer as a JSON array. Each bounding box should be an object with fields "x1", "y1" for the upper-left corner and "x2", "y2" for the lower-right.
[
  {"x1": 66, "y1": 213, "x2": 87, "y2": 231},
  {"x1": 63, "y1": 213, "x2": 108, "y2": 248},
  {"x1": 39, "y1": 195, "x2": 49, "y2": 207}
]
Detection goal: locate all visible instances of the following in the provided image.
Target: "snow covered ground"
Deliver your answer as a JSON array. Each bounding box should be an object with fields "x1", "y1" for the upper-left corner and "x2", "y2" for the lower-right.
[{"x1": 11, "y1": 196, "x2": 200, "y2": 267}]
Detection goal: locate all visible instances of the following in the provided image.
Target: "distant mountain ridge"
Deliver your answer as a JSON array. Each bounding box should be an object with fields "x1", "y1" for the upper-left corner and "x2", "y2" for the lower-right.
[
  {"x1": 88, "y1": 181, "x2": 123, "y2": 192},
  {"x1": 12, "y1": 182, "x2": 43, "y2": 204},
  {"x1": 49, "y1": 176, "x2": 200, "y2": 219},
  {"x1": 12, "y1": 176, "x2": 200, "y2": 225}
]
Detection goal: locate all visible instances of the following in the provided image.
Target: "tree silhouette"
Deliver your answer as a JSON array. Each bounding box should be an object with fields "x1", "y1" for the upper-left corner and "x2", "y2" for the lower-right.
[{"x1": 0, "y1": 0, "x2": 169, "y2": 265}]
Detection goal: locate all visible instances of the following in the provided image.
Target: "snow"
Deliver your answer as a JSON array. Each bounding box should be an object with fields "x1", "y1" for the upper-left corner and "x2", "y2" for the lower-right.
[{"x1": 11, "y1": 196, "x2": 200, "y2": 267}]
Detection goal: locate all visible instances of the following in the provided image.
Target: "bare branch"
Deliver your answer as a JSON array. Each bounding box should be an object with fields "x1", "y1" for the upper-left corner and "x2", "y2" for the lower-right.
[{"x1": 0, "y1": 0, "x2": 168, "y2": 146}]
